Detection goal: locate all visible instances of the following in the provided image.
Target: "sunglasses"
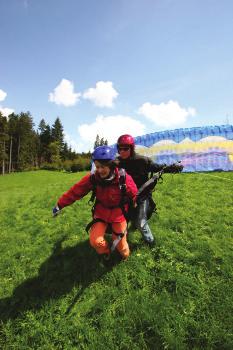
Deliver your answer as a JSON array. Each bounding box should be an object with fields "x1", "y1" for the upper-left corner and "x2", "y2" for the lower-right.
[{"x1": 118, "y1": 146, "x2": 130, "y2": 152}]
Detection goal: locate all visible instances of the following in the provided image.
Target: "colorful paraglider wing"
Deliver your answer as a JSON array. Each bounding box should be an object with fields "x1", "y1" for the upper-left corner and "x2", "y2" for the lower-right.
[{"x1": 133, "y1": 125, "x2": 233, "y2": 172}]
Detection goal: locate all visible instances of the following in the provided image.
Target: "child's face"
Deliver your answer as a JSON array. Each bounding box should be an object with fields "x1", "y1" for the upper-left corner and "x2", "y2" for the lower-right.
[{"x1": 94, "y1": 161, "x2": 111, "y2": 179}]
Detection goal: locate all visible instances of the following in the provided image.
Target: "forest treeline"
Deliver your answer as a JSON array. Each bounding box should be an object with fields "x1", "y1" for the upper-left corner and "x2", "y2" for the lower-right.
[{"x1": 0, "y1": 112, "x2": 107, "y2": 175}]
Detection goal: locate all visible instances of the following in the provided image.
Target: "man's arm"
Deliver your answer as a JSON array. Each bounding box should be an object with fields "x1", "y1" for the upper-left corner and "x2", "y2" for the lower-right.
[
  {"x1": 163, "y1": 162, "x2": 183, "y2": 173},
  {"x1": 148, "y1": 157, "x2": 183, "y2": 174},
  {"x1": 148, "y1": 158, "x2": 165, "y2": 173}
]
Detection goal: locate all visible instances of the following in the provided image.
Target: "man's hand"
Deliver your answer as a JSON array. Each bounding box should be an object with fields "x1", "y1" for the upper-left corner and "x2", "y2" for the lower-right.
[
  {"x1": 164, "y1": 162, "x2": 183, "y2": 173},
  {"x1": 52, "y1": 205, "x2": 61, "y2": 217}
]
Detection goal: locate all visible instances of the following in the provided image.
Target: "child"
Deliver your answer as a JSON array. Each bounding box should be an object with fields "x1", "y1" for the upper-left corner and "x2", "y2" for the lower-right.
[{"x1": 53, "y1": 146, "x2": 137, "y2": 261}]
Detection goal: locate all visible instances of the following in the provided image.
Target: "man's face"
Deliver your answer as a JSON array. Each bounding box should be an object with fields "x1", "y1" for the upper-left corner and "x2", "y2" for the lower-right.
[{"x1": 118, "y1": 145, "x2": 131, "y2": 159}]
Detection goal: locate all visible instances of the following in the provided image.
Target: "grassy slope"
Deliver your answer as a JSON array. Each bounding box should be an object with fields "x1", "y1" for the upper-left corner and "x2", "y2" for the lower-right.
[{"x1": 0, "y1": 170, "x2": 232, "y2": 349}]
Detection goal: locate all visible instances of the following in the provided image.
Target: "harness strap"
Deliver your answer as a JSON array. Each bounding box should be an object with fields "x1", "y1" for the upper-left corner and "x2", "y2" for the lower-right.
[
  {"x1": 86, "y1": 169, "x2": 130, "y2": 253},
  {"x1": 86, "y1": 218, "x2": 127, "y2": 236},
  {"x1": 85, "y1": 218, "x2": 127, "y2": 252},
  {"x1": 111, "y1": 227, "x2": 127, "y2": 252},
  {"x1": 85, "y1": 218, "x2": 106, "y2": 233},
  {"x1": 88, "y1": 168, "x2": 130, "y2": 220},
  {"x1": 111, "y1": 235, "x2": 123, "y2": 252},
  {"x1": 92, "y1": 200, "x2": 123, "y2": 210}
]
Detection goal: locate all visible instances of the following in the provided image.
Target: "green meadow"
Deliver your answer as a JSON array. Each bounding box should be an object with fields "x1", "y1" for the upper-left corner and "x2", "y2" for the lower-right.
[{"x1": 0, "y1": 170, "x2": 232, "y2": 349}]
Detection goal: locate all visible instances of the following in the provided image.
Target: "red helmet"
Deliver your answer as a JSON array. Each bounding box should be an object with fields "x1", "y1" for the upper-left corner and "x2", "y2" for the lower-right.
[{"x1": 117, "y1": 134, "x2": 135, "y2": 147}]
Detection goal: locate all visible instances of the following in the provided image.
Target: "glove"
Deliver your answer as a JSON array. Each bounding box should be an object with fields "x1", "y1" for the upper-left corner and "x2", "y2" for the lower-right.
[
  {"x1": 52, "y1": 205, "x2": 61, "y2": 217},
  {"x1": 164, "y1": 163, "x2": 183, "y2": 173}
]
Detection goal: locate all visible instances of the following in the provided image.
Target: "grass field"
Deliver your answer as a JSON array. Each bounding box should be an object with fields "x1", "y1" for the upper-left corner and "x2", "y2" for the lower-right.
[{"x1": 0, "y1": 170, "x2": 232, "y2": 349}]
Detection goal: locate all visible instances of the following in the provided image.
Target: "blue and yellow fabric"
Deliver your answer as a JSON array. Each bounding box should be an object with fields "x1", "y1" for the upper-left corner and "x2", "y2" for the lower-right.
[{"x1": 133, "y1": 125, "x2": 233, "y2": 172}]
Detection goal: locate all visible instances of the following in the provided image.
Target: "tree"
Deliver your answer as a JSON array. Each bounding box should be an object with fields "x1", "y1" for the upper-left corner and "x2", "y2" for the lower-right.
[
  {"x1": 51, "y1": 117, "x2": 64, "y2": 152},
  {"x1": 16, "y1": 112, "x2": 38, "y2": 169},
  {"x1": 100, "y1": 137, "x2": 108, "y2": 146},
  {"x1": 8, "y1": 113, "x2": 19, "y2": 172},
  {"x1": 48, "y1": 141, "x2": 61, "y2": 163},
  {"x1": 38, "y1": 119, "x2": 52, "y2": 163},
  {"x1": 94, "y1": 134, "x2": 100, "y2": 149},
  {"x1": 61, "y1": 142, "x2": 71, "y2": 160},
  {"x1": 0, "y1": 112, "x2": 92, "y2": 173},
  {"x1": 94, "y1": 134, "x2": 108, "y2": 149},
  {"x1": 0, "y1": 113, "x2": 9, "y2": 175}
]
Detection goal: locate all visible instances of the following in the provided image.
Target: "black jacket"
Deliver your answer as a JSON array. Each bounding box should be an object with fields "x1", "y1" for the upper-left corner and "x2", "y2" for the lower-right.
[{"x1": 118, "y1": 153, "x2": 163, "y2": 189}]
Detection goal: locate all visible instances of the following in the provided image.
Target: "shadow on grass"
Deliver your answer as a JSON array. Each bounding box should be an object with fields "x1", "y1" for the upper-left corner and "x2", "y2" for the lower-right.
[{"x1": 0, "y1": 237, "x2": 120, "y2": 322}]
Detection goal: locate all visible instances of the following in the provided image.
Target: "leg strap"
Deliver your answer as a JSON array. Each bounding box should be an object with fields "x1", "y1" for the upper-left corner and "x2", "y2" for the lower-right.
[
  {"x1": 86, "y1": 219, "x2": 127, "y2": 253},
  {"x1": 111, "y1": 227, "x2": 127, "y2": 252},
  {"x1": 85, "y1": 218, "x2": 106, "y2": 233}
]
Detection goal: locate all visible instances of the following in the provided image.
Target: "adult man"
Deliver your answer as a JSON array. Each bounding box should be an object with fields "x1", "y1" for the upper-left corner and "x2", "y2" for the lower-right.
[{"x1": 117, "y1": 134, "x2": 183, "y2": 246}]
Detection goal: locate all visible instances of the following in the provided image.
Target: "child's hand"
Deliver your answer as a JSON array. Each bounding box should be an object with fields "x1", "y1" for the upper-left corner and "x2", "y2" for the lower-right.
[{"x1": 52, "y1": 205, "x2": 61, "y2": 217}]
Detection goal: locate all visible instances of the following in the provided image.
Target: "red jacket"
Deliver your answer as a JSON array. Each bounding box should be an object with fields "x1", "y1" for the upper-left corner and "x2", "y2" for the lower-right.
[{"x1": 57, "y1": 168, "x2": 138, "y2": 223}]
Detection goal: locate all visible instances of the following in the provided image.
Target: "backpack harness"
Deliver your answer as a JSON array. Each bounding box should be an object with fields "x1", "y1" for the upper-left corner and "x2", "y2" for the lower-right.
[
  {"x1": 85, "y1": 169, "x2": 164, "y2": 252},
  {"x1": 85, "y1": 169, "x2": 130, "y2": 252}
]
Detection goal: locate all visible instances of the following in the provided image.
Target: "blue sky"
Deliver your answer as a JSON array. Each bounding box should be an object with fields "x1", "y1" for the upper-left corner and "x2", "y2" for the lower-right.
[{"x1": 1, "y1": 0, "x2": 233, "y2": 151}]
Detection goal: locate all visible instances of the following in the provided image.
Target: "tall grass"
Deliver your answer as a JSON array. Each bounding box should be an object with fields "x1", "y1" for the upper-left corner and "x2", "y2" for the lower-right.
[{"x1": 0, "y1": 170, "x2": 232, "y2": 349}]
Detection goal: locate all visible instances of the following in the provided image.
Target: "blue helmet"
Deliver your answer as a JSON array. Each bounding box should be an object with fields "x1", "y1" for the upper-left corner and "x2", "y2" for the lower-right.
[{"x1": 92, "y1": 146, "x2": 116, "y2": 161}]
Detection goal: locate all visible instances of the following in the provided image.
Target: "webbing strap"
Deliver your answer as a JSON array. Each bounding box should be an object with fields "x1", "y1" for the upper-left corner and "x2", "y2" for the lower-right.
[
  {"x1": 111, "y1": 227, "x2": 127, "y2": 252},
  {"x1": 88, "y1": 168, "x2": 129, "y2": 221},
  {"x1": 85, "y1": 218, "x2": 127, "y2": 252},
  {"x1": 111, "y1": 235, "x2": 122, "y2": 252},
  {"x1": 85, "y1": 218, "x2": 106, "y2": 233}
]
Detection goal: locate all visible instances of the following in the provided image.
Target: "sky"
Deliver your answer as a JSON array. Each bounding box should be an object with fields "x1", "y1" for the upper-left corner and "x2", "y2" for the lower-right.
[{"x1": 1, "y1": 0, "x2": 233, "y2": 152}]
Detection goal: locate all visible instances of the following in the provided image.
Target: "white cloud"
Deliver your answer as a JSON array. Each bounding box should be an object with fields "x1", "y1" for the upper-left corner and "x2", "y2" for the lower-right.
[
  {"x1": 0, "y1": 89, "x2": 7, "y2": 102},
  {"x1": 49, "y1": 79, "x2": 81, "y2": 106},
  {"x1": 138, "y1": 100, "x2": 196, "y2": 127},
  {"x1": 73, "y1": 115, "x2": 146, "y2": 152},
  {"x1": 64, "y1": 132, "x2": 81, "y2": 153},
  {"x1": 83, "y1": 81, "x2": 118, "y2": 108},
  {"x1": 0, "y1": 106, "x2": 14, "y2": 117}
]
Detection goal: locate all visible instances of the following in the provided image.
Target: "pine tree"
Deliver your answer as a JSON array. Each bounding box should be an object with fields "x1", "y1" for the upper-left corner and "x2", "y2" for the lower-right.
[
  {"x1": 7, "y1": 113, "x2": 19, "y2": 172},
  {"x1": 94, "y1": 135, "x2": 108, "y2": 148},
  {"x1": 61, "y1": 142, "x2": 69, "y2": 160},
  {"x1": 38, "y1": 119, "x2": 52, "y2": 163},
  {"x1": 0, "y1": 113, "x2": 9, "y2": 175},
  {"x1": 16, "y1": 112, "x2": 38, "y2": 169},
  {"x1": 94, "y1": 134, "x2": 100, "y2": 149},
  {"x1": 51, "y1": 117, "x2": 64, "y2": 153},
  {"x1": 48, "y1": 141, "x2": 61, "y2": 163}
]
